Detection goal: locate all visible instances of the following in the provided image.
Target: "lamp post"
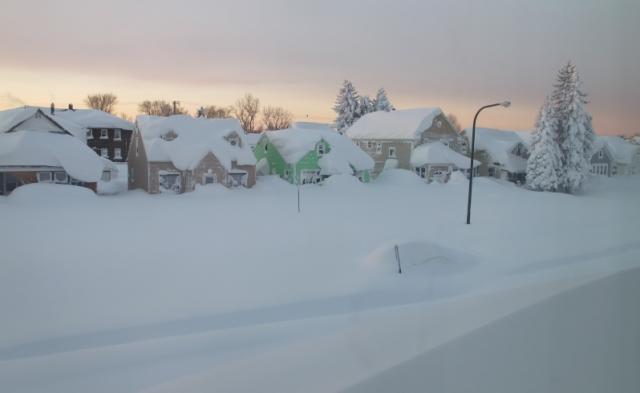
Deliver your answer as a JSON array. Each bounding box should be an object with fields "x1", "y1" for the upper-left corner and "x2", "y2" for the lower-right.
[{"x1": 466, "y1": 101, "x2": 511, "y2": 225}]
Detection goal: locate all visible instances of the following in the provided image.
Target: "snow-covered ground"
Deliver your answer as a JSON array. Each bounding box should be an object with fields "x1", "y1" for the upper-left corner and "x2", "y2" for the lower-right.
[{"x1": 1, "y1": 171, "x2": 639, "y2": 392}]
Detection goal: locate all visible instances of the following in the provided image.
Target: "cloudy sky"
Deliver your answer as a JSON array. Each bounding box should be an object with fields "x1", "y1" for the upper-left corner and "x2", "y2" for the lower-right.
[{"x1": 0, "y1": 0, "x2": 638, "y2": 134}]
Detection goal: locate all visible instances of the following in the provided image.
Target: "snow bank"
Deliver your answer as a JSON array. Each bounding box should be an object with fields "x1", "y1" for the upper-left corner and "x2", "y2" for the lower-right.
[
  {"x1": 346, "y1": 108, "x2": 443, "y2": 140},
  {"x1": 364, "y1": 241, "x2": 477, "y2": 276},
  {"x1": 373, "y1": 169, "x2": 425, "y2": 187},
  {"x1": 8, "y1": 183, "x2": 97, "y2": 203}
]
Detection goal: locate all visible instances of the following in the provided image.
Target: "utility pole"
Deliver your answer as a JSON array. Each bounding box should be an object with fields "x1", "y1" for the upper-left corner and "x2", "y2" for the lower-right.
[{"x1": 172, "y1": 100, "x2": 179, "y2": 115}]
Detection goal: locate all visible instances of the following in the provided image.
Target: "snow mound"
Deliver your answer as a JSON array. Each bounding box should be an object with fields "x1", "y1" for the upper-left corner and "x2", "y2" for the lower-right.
[
  {"x1": 7, "y1": 183, "x2": 96, "y2": 203},
  {"x1": 373, "y1": 169, "x2": 425, "y2": 187},
  {"x1": 365, "y1": 241, "x2": 477, "y2": 276},
  {"x1": 322, "y1": 174, "x2": 364, "y2": 190},
  {"x1": 448, "y1": 171, "x2": 468, "y2": 184}
]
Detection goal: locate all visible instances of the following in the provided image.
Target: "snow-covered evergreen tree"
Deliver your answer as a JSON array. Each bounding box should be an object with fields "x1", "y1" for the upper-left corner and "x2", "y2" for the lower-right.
[
  {"x1": 526, "y1": 99, "x2": 562, "y2": 192},
  {"x1": 333, "y1": 80, "x2": 360, "y2": 131},
  {"x1": 374, "y1": 88, "x2": 394, "y2": 112},
  {"x1": 549, "y1": 62, "x2": 595, "y2": 193},
  {"x1": 358, "y1": 95, "x2": 375, "y2": 118}
]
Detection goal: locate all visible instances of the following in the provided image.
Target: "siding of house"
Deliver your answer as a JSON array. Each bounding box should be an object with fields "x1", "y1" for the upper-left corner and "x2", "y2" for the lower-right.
[
  {"x1": 356, "y1": 140, "x2": 413, "y2": 176},
  {"x1": 591, "y1": 147, "x2": 612, "y2": 176},
  {"x1": 191, "y1": 151, "x2": 229, "y2": 188},
  {"x1": 417, "y1": 113, "x2": 463, "y2": 150},
  {"x1": 127, "y1": 131, "x2": 150, "y2": 192},
  {"x1": 254, "y1": 137, "x2": 289, "y2": 178}
]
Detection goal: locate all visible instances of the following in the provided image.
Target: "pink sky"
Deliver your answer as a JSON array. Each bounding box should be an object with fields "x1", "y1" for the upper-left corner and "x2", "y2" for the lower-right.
[{"x1": 0, "y1": 0, "x2": 638, "y2": 135}]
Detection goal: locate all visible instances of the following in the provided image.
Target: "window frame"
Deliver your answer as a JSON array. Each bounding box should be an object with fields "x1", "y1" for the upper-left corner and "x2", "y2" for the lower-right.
[
  {"x1": 86, "y1": 130, "x2": 93, "y2": 139},
  {"x1": 388, "y1": 146, "x2": 396, "y2": 158},
  {"x1": 53, "y1": 171, "x2": 68, "y2": 183},
  {"x1": 100, "y1": 148, "x2": 109, "y2": 158},
  {"x1": 114, "y1": 147, "x2": 122, "y2": 160},
  {"x1": 37, "y1": 171, "x2": 52, "y2": 182},
  {"x1": 376, "y1": 142, "x2": 382, "y2": 154},
  {"x1": 114, "y1": 129, "x2": 122, "y2": 141},
  {"x1": 100, "y1": 129, "x2": 109, "y2": 139}
]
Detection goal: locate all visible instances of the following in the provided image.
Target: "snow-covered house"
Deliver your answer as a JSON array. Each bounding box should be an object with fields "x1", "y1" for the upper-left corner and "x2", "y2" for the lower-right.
[
  {"x1": 345, "y1": 108, "x2": 464, "y2": 177},
  {"x1": 462, "y1": 128, "x2": 530, "y2": 183},
  {"x1": 594, "y1": 136, "x2": 640, "y2": 176},
  {"x1": 0, "y1": 107, "x2": 107, "y2": 195},
  {"x1": 52, "y1": 106, "x2": 134, "y2": 162},
  {"x1": 410, "y1": 142, "x2": 480, "y2": 183},
  {"x1": 590, "y1": 138, "x2": 615, "y2": 176},
  {"x1": 253, "y1": 125, "x2": 374, "y2": 185},
  {"x1": 128, "y1": 115, "x2": 256, "y2": 194}
]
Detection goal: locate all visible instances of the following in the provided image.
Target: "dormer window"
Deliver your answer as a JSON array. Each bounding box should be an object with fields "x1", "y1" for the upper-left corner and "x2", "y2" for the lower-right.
[
  {"x1": 317, "y1": 142, "x2": 326, "y2": 156},
  {"x1": 100, "y1": 129, "x2": 108, "y2": 139},
  {"x1": 161, "y1": 131, "x2": 177, "y2": 141},
  {"x1": 228, "y1": 137, "x2": 240, "y2": 147}
]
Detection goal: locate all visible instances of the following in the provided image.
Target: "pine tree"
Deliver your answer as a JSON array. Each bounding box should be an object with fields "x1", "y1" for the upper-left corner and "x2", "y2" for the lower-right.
[
  {"x1": 358, "y1": 95, "x2": 374, "y2": 118},
  {"x1": 526, "y1": 99, "x2": 562, "y2": 192},
  {"x1": 333, "y1": 80, "x2": 360, "y2": 131},
  {"x1": 549, "y1": 62, "x2": 595, "y2": 193},
  {"x1": 374, "y1": 88, "x2": 394, "y2": 112}
]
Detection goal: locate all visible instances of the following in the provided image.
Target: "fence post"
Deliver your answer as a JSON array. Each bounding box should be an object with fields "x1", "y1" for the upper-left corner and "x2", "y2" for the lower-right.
[{"x1": 395, "y1": 244, "x2": 402, "y2": 274}]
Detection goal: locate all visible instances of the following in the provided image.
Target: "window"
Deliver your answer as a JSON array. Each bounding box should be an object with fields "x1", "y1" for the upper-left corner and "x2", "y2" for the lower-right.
[
  {"x1": 54, "y1": 171, "x2": 68, "y2": 183},
  {"x1": 376, "y1": 142, "x2": 382, "y2": 154},
  {"x1": 86, "y1": 130, "x2": 93, "y2": 139},
  {"x1": 367, "y1": 141, "x2": 374, "y2": 149},
  {"x1": 114, "y1": 148, "x2": 122, "y2": 160},
  {"x1": 317, "y1": 142, "x2": 326, "y2": 156},
  {"x1": 100, "y1": 129, "x2": 109, "y2": 139},
  {"x1": 436, "y1": 120, "x2": 443, "y2": 128},
  {"x1": 264, "y1": 143, "x2": 269, "y2": 153},
  {"x1": 598, "y1": 150, "x2": 603, "y2": 159},
  {"x1": 100, "y1": 148, "x2": 108, "y2": 158},
  {"x1": 37, "y1": 172, "x2": 52, "y2": 182},
  {"x1": 388, "y1": 146, "x2": 396, "y2": 158},
  {"x1": 101, "y1": 170, "x2": 111, "y2": 182},
  {"x1": 114, "y1": 129, "x2": 122, "y2": 141},
  {"x1": 129, "y1": 168, "x2": 135, "y2": 183}
]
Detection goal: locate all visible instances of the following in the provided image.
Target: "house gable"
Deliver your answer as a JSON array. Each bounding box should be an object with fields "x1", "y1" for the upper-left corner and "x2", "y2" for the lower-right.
[{"x1": 9, "y1": 110, "x2": 70, "y2": 135}]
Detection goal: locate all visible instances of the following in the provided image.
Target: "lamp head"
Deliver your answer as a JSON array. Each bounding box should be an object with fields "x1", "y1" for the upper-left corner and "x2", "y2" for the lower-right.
[{"x1": 500, "y1": 101, "x2": 511, "y2": 108}]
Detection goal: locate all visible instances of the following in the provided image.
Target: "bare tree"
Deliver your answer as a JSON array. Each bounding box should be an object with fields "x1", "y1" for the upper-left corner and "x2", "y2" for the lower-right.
[
  {"x1": 447, "y1": 113, "x2": 462, "y2": 132},
  {"x1": 262, "y1": 106, "x2": 293, "y2": 130},
  {"x1": 85, "y1": 93, "x2": 118, "y2": 113},
  {"x1": 234, "y1": 93, "x2": 260, "y2": 133},
  {"x1": 138, "y1": 100, "x2": 187, "y2": 116},
  {"x1": 196, "y1": 105, "x2": 233, "y2": 119},
  {"x1": 119, "y1": 112, "x2": 133, "y2": 122}
]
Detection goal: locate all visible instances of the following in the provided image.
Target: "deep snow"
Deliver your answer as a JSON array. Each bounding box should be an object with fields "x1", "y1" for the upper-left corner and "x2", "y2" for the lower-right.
[{"x1": 0, "y1": 171, "x2": 639, "y2": 392}]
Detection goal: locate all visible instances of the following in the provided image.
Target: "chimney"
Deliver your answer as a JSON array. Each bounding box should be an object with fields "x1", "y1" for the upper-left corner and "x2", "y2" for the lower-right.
[
  {"x1": 50, "y1": 103, "x2": 55, "y2": 115},
  {"x1": 68, "y1": 103, "x2": 74, "y2": 111}
]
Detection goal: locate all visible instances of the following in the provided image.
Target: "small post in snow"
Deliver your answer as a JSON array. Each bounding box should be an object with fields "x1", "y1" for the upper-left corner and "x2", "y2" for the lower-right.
[
  {"x1": 395, "y1": 244, "x2": 402, "y2": 274},
  {"x1": 297, "y1": 184, "x2": 301, "y2": 213}
]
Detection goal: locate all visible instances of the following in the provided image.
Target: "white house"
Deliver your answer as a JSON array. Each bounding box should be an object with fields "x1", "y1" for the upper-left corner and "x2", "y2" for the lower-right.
[
  {"x1": 0, "y1": 107, "x2": 107, "y2": 195},
  {"x1": 410, "y1": 142, "x2": 480, "y2": 183},
  {"x1": 462, "y1": 128, "x2": 529, "y2": 183}
]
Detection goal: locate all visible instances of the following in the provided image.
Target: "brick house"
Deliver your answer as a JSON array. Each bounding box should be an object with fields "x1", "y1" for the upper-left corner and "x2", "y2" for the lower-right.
[{"x1": 128, "y1": 115, "x2": 256, "y2": 194}]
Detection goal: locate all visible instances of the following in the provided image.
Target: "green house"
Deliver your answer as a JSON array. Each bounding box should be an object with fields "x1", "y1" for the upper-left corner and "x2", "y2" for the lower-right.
[{"x1": 254, "y1": 124, "x2": 374, "y2": 185}]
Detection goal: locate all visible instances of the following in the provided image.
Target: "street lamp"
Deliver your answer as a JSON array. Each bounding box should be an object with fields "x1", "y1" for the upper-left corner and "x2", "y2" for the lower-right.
[{"x1": 466, "y1": 101, "x2": 511, "y2": 225}]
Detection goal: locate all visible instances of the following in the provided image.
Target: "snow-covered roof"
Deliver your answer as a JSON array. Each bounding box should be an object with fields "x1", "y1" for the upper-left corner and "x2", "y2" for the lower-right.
[
  {"x1": 243, "y1": 132, "x2": 262, "y2": 147},
  {"x1": 292, "y1": 122, "x2": 338, "y2": 133},
  {"x1": 411, "y1": 142, "x2": 480, "y2": 168},
  {"x1": 53, "y1": 109, "x2": 133, "y2": 131},
  {"x1": 264, "y1": 126, "x2": 374, "y2": 174},
  {"x1": 0, "y1": 131, "x2": 105, "y2": 182},
  {"x1": 0, "y1": 107, "x2": 76, "y2": 135},
  {"x1": 346, "y1": 108, "x2": 444, "y2": 140},
  {"x1": 464, "y1": 128, "x2": 528, "y2": 172},
  {"x1": 598, "y1": 136, "x2": 639, "y2": 165},
  {"x1": 136, "y1": 115, "x2": 256, "y2": 171}
]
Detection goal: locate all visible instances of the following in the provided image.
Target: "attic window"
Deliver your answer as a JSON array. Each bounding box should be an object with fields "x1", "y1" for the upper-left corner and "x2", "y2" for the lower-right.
[
  {"x1": 162, "y1": 131, "x2": 177, "y2": 141},
  {"x1": 599, "y1": 150, "x2": 603, "y2": 159},
  {"x1": 436, "y1": 120, "x2": 443, "y2": 128}
]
